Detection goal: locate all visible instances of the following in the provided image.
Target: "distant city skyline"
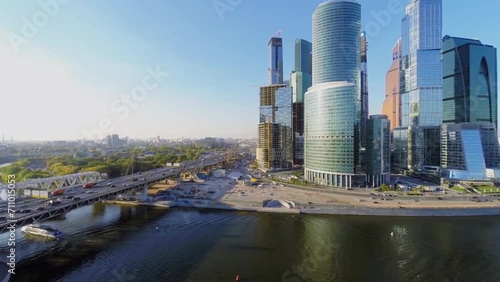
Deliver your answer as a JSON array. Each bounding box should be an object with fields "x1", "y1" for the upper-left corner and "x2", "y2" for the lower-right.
[{"x1": 1, "y1": 1, "x2": 499, "y2": 141}]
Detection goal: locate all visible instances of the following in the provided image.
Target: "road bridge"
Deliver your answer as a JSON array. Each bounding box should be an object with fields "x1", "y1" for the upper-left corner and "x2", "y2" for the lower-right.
[{"x1": 0, "y1": 153, "x2": 231, "y2": 233}]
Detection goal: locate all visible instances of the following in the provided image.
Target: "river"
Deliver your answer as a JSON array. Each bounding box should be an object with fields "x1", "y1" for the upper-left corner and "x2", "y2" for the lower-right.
[{"x1": 2, "y1": 204, "x2": 500, "y2": 282}]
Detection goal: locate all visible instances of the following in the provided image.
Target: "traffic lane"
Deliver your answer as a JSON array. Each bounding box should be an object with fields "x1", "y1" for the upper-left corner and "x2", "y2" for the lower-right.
[{"x1": 10, "y1": 158, "x2": 225, "y2": 212}]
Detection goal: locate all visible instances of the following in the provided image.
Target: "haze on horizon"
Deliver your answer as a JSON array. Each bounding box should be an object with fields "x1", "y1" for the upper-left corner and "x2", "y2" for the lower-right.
[{"x1": 0, "y1": 0, "x2": 498, "y2": 141}]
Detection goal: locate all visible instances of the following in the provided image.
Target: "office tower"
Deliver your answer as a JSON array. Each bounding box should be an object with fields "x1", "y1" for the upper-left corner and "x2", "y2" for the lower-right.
[
  {"x1": 269, "y1": 37, "x2": 283, "y2": 84},
  {"x1": 442, "y1": 36, "x2": 498, "y2": 129},
  {"x1": 291, "y1": 39, "x2": 312, "y2": 165},
  {"x1": 304, "y1": 0, "x2": 361, "y2": 188},
  {"x1": 382, "y1": 39, "x2": 402, "y2": 136},
  {"x1": 441, "y1": 123, "x2": 500, "y2": 180},
  {"x1": 366, "y1": 115, "x2": 391, "y2": 186},
  {"x1": 394, "y1": 0, "x2": 442, "y2": 173},
  {"x1": 360, "y1": 32, "x2": 369, "y2": 150},
  {"x1": 256, "y1": 84, "x2": 293, "y2": 170}
]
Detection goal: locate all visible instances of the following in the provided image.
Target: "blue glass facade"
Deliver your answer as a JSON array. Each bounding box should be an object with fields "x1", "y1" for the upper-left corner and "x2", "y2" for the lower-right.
[
  {"x1": 442, "y1": 36, "x2": 498, "y2": 129},
  {"x1": 269, "y1": 37, "x2": 283, "y2": 84},
  {"x1": 395, "y1": 0, "x2": 443, "y2": 171},
  {"x1": 366, "y1": 115, "x2": 391, "y2": 186},
  {"x1": 291, "y1": 39, "x2": 312, "y2": 165},
  {"x1": 441, "y1": 123, "x2": 500, "y2": 180},
  {"x1": 305, "y1": 0, "x2": 361, "y2": 188}
]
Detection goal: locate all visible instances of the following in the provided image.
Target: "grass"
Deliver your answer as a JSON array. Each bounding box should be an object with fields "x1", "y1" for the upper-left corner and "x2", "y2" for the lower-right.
[
  {"x1": 451, "y1": 186, "x2": 468, "y2": 193},
  {"x1": 475, "y1": 185, "x2": 500, "y2": 194}
]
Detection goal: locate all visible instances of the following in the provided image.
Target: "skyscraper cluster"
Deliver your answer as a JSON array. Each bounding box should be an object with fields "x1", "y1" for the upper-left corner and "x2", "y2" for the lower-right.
[
  {"x1": 383, "y1": 0, "x2": 499, "y2": 182},
  {"x1": 256, "y1": 0, "x2": 498, "y2": 187}
]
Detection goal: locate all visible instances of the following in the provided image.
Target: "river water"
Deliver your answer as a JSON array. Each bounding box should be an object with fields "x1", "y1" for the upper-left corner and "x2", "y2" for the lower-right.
[{"x1": 2, "y1": 204, "x2": 500, "y2": 282}]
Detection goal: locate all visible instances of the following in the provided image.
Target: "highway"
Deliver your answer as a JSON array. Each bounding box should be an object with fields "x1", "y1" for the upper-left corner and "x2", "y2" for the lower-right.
[{"x1": 0, "y1": 152, "x2": 230, "y2": 233}]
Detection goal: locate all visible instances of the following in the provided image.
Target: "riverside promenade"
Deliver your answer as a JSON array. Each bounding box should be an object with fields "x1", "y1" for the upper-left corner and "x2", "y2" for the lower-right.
[{"x1": 103, "y1": 177, "x2": 500, "y2": 217}]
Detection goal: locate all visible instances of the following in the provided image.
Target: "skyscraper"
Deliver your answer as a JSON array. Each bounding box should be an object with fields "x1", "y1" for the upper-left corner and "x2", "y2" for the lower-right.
[
  {"x1": 291, "y1": 39, "x2": 312, "y2": 165},
  {"x1": 394, "y1": 0, "x2": 443, "y2": 172},
  {"x1": 442, "y1": 36, "x2": 498, "y2": 129},
  {"x1": 257, "y1": 35, "x2": 292, "y2": 171},
  {"x1": 441, "y1": 123, "x2": 500, "y2": 181},
  {"x1": 304, "y1": 0, "x2": 362, "y2": 188},
  {"x1": 256, "y1": 84, "x2": 293, "y2": 170},
  {"x1": 360, "y1": 32, "x2": 369, "y2": 150},
  {"x1": 269, "y1": 37, "x2": 283, "y2": 84},
  {"x1": 366, "y1": 115, "x2": 391, "y2": 186},
  {"x1": 382, "y1": 39, "x2": 402, "y2": 135}
]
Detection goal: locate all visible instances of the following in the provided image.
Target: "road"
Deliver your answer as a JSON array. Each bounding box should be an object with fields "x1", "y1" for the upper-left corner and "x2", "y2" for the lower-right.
[{"x1": 0, "y1": 152, "x2": 230, "y2": 232}]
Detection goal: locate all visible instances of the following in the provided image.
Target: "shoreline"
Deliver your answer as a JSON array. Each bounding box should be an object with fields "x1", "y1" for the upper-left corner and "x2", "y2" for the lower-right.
[{"x1": 102, "y1": 199, "x2": 500, "y2": 217}]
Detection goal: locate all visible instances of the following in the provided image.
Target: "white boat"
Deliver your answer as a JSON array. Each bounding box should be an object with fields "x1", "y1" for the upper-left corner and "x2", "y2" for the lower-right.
[{"x1": 21, "y1": 224, "x2": 63, "y2": 239}]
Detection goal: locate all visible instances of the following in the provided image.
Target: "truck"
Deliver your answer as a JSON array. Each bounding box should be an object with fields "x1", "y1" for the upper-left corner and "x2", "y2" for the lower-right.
[
  {"x1": 51, "y1": 189, "x2": 65, "y2": 196},
  {"x1": 83, "y1": 182, "x2": 96, "y2": 189}
]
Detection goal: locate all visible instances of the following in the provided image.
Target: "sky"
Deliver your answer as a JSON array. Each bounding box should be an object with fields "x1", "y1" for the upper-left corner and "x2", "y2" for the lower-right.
[{"x1": 0, "y1": 0, "x2": 499, "y2": 141}]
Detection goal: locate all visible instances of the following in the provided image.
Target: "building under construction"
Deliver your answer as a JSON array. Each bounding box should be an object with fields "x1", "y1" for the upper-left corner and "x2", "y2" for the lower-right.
[{"x1": 256, "y1": 84, "x2": 293, "y2": 171}]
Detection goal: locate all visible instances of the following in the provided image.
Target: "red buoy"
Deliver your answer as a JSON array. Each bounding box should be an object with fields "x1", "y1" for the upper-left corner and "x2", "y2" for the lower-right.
[{"x1": 235, "y1": 274, "x2": 240, "y2": 281}]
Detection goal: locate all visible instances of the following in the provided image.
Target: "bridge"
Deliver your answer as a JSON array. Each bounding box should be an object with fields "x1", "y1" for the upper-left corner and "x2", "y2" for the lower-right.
[
  {"x1": 0, "y1": 172, "x2": 108, "y2": 201},
  {"x1": 0, "y1": 152, "x2": 233, "y2": 233}
]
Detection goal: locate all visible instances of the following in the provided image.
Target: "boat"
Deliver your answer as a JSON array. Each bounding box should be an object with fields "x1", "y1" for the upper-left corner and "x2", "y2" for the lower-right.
[{"x1": 21, "y1": 224, "x2": 63, "y2": 239}]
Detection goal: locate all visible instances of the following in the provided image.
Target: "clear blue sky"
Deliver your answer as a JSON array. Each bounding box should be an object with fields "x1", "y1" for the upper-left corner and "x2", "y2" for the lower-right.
[{"x1": 0, "y1": 0, "x2": 498, "y2": 141}]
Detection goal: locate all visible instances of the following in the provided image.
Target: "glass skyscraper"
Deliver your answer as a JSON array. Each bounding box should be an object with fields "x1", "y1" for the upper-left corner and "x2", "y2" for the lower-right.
[
  {"x1": 441, "y1": 123, "x2": 500, "y2": 180},
  {"x1": 382, "y1": 39, "x2": 402, "y2": 135},
  {"x1": 257, "y1": 84, "x2": 292, "y2": 170},
  {"x1": 395, "y1": 0, "x2": 443, "y2": 172},
  {"x1": 291, "y1": 39, "x2": 312, "y2": 165},
  {"x1": 442, "y1": 36, "x2": 498, "y2": 129},
  {"x1": 269, "y1": 37, "x2": 283, "y2": 84},
  {"x1": 360, "y1": 32, "x2": 369, "y2": 150},
  {"x1": 304, "y1": 0, "x2": 361, "y2": 188},
  {"x1": 366, "y1": 115, "x2": 391, "y2": 186}
]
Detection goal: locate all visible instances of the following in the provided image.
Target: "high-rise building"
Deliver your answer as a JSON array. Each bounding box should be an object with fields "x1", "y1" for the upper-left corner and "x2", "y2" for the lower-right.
[
  {"x1": 442, "y1": 36, "x2": 498, "y2": 129},
  {"x1": 256, "y1": 84, "x2": 293, "y2": 170},
  {"x1": 269, "y1": 37, "x2": 283, "y2": 84},
  {"x1": 366, "y1": 115, "x2": 391, "y2": 186},
  {"x1": 360, "y1": 32, "x2": 369, "y2": 150},
  {"x1": 441, "y1": 123, "x2": 500, "y2": 181},
  {"x1": 291, "y1": 39, "x2": 312, "y2": 165},
  {"x1": 304, "y1": 0, "x2": 362, "y2": 188},
  {"x1": 394, "y1": 0, "x2": 443, "y2": 172},
  {"x1": 382, "y1": 39, "x2": 402, "y2": 136},
  {"x1": 291, "y1": 39, "x2": 312, "y2": 104}
]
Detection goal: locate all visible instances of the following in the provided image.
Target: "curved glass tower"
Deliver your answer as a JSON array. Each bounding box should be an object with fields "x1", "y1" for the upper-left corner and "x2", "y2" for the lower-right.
[{"x1": 304, "y1": 0, "x2": 361, "y2": 188}]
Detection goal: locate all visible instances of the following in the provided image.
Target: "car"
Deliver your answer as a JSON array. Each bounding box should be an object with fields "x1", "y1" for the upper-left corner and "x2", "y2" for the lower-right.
[
  {"x1": 63, "y1": 195, "x2": 74, "y2": 200},
  {"x1": 308, "y1": 202, "x2": 313, "y2": 204},
  {"x1": 373, "y1": 201, "x2": 379, "y2": 204},
  {"x1": 437, "y1": 197, "x2": 443, "y2": 200},
  {"x1": 19, "y1": 209, "x2": 31, "y2": 213},
  {"x1": 413, "y1": 199, "x2": 420, "y2": 202},
  {"x1": 85, "y1": 191, "x2": 95, "y2": 194},
  {"x1": 73, "y1": 197, "x2": 81, "y2": 201},
  {"x1": 111, "y1": 185, "x2": 116, "y2": 187}
]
